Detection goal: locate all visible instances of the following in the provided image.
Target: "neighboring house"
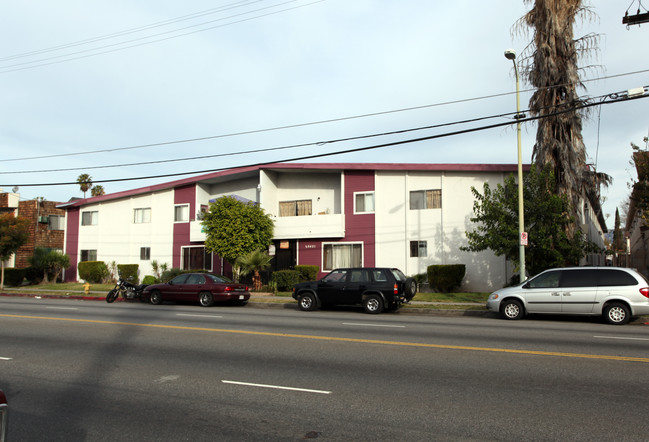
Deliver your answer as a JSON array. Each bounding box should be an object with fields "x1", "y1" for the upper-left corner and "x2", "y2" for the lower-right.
[
  {"x1": 56, "y1": 162, "x2": 606, "y2": 292},
  {"x1": 0, "y1": 190, "x2": 66, "y2": 268},
  {"x1": 625, "y1": 150, "x2": 649, "y2": 277}
]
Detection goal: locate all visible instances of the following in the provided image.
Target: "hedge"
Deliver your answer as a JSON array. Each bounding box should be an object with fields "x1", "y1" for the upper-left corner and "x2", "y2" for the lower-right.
[
  {"x1": 3, "y1": 268, "x2": 26, "y2": 287},
  {"x1": 271, "y1": 270, "x2": 302, "y2": 291},
  {"x1": 295, "y1": 265, "x2": 319, "y2": 281},
  {"x1": 117, "y1": 264, "x2": 139, "y2": 283},
  {"x1": 427, "y1": 264, "x2": 466, "y2": 293},
  {"x1": 78, "y1": 261, "x2": 109, "y2": 283}
]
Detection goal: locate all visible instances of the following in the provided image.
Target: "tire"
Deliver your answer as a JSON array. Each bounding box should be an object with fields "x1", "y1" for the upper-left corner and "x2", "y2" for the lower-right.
[
  {"x1": 500, "y1": 299, "x2": 524, "y2": 320},
  {"x1": 298, "y1": 293, "x2": 318, "y2": 311},
  {"x1": 199, "y1": 291, "x2": 214, "y2": 307},
  {"x1": 363, "y1": 294, "x2": 384, "y2": 314},
  {"x1": 106, "y1": 289, "x2": 118, "y2": 303},
  {"x1": 149, "y1": 290, "x2": 162, "y2": 305},
  {"x1": 403, "y1": 277, "x2": 417, "y2": 301},
  {"x1": 604, "y1": 302, "x2": 631, "y2": 325}
]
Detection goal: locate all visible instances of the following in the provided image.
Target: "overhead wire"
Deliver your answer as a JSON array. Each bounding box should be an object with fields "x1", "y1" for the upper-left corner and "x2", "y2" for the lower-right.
[{"x1": 2, "y1": 88, "x2": 646, "y2": 188}]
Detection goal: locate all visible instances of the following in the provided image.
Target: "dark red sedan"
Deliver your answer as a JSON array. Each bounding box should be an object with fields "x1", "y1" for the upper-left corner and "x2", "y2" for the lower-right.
[{"x1": 143, "y1": 273, "x2": 250, "y2": 307}]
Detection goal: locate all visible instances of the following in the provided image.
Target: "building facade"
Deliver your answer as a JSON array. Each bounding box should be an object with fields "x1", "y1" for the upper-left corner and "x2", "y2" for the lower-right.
[{"x1": 59, "y1": 163, "x2": 540, "y2": 291}]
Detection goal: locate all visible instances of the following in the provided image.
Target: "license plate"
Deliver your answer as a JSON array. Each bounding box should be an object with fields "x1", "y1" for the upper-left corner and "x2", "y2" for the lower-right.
[{"x1": 239, "y1": 295, "x2": 244, "y2": 300}]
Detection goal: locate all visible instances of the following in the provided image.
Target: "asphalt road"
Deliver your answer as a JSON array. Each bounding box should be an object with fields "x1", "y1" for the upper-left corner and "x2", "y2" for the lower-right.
[{"x1": 1, "y1": 297, "x2": 649, "y2": 441}]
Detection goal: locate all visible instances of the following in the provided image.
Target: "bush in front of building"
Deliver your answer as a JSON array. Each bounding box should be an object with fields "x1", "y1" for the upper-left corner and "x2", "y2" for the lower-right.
[
  {"x1": 427, "y1": 264, "x2": 466, "y2": 293},
  {"x1": 271, "y1": 270, "x2": 302, "y2": 291},
  {"x1": 117, "y1": 264, "x2": 139, "y2": 284},
  {"x1": 78, "y1": 261, "x2": 110, "y2": 283},
  {"x1": 3, "y1": 268, "x2": 26, "y2": 287},
  {"x1": 295, "y1": 265, "x2": 319, "y2": 281},
  {"x1": 160, "y1": 267, "x2": 183, "y2": 282},
  {"x1": 142, "y1": 275, "x2": 157, "y2": 285}
]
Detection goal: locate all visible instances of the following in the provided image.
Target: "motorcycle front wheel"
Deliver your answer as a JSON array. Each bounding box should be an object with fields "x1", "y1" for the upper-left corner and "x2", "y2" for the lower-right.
[{"x1": 106, "y1": 289, "x2": 119, "y2": 303}]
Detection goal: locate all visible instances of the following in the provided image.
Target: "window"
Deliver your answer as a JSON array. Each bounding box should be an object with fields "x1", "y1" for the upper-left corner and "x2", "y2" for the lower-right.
[
  {"x1": 181, "y1": 246, "x2": 212, "y2": 270},
  {"x1": 323, "y1": 243, "x2": 362, "y2": 271},
  {"x1": 80, "y1": 250, "x2": 97, "y2": 261},
  {"x1": 134, "y1": 208, "x2": 151, "y2": 224},
  {"x1": 322, "y1": 269, "x2": 348, "y2": 282},
  {"x1": 140, "y1": 247, "x2": 151, "y2": 260},
  {"x1": 409, "y1": 189, "x2": 442, "y2": 210},
  {"x1": 81, "y1": 211, "x2": 98, "y2": 226},
  {"x1": 279, "y1": 200, "x2": 312, "y2": 217},
  {"x1": 48, "y1": 215, "x2": 65, "y2": 230},
  {"x1": 527, "y1": 270, "x2": 560, "y2": 289},
  {"x1": 354, "y1": 192, "x2": 375, "y2": 214},
  {"x1": 174, "y1": 205, "x2": 189, "y2": 222},
  {"x1": 410, "y1": 240, "x2": 427, "y2": 257}
]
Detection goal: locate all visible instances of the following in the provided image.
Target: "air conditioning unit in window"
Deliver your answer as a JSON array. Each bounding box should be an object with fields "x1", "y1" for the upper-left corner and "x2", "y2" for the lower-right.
[{"x1": 38, "y1": 216, "x2": 49, "y2": 223}]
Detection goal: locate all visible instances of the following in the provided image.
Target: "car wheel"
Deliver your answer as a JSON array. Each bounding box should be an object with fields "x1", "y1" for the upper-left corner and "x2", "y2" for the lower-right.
[
  {"x1": 500, "y1": 299, "x2": 523, "y2": 320},
  {"x1": 298, "y1": 293, "x2": 318, "y2": 311},
  {"x1": 403, "y1": 277, "x2": 417, "y2": 301},
  {"x1": 604, "y1": 302, "x2": 631, "y2": 325},
  {"x1": 363, "y1": 294, "x2": 384, "y2": 314},
  {"x1": 199, "y1": 291, "x2": 214, "y2": 307},
  {"x1": 106, "y1": 289, "x2": 118, "y2": 303},
  {"x1": 149, "y1": 290, "x2": 162, "y2": 305}
]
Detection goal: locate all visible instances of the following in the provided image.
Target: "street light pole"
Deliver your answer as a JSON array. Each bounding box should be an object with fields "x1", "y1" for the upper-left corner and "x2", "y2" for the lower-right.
[{"x1": 505, "y1": 49, "x2": 526, "y2": 283}]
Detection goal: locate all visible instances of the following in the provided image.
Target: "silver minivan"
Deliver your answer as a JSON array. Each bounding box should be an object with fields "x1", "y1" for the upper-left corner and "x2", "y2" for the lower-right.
[{"x1": 486, "y1": 267, "x2": 649, "y2": 325}]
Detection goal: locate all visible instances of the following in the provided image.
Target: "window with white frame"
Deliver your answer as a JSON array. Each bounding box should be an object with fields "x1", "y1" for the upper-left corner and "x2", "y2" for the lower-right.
[
  {"x1": 48, "y1": 215, "x2": 65, "y2": 230},
  {"x1": 354, "y1": 192, "x2": 374, "y2": 214},
  {"x1": 140, "y1": 247, "x2": 151, "y2": 260},
  {"x1": 174, "y1": 204, "x2": 189, "y2": 222},
  {"x1": 134, "y1": 208, "x2": 151, "y2": 224},
  {"x1": 410, "y1": 240, "x2": 427, "y2": 257},
  {"x1": 81, "y1": 211, "x2": 98, "y2": 226},
  {"x1": 409, "y1": 189, "x2": 442, "y2": 210},
  {"x1": 323, "y1": 243, "x2": 362, "y2": 271},
  {"x1": 80, "y1": 249, "x2": 97, "y2": 261}
]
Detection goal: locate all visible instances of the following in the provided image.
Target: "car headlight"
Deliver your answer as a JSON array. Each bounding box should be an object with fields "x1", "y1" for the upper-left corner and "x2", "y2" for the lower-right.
[{"x1": 488, "y1": 293, "x2": 499, "y2": 301}]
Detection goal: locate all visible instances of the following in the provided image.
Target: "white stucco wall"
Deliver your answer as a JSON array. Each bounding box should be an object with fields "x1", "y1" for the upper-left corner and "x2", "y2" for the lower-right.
[
  {"x1": 374, "y1": 170, "x2": 509, "y2": 292},
  {"x1": 77, "y1": 190, "x2": 174, "y2": 279}
]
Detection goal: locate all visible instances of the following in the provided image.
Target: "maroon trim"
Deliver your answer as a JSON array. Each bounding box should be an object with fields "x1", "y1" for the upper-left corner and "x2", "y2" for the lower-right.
[{"x1": 64, "y1": 207, "x2": 79, "y2": 282}]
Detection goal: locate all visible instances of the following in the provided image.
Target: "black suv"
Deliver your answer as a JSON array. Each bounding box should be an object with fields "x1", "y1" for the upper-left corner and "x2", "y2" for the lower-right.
[{"x1": 292, "y1": 268, "x2": 417, "y2": 314}]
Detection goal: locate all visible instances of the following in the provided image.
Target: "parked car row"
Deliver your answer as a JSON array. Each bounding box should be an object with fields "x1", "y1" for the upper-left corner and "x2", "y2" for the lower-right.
[{"x1": 105, "y1": 266, "x2": 649, "y2": 325}]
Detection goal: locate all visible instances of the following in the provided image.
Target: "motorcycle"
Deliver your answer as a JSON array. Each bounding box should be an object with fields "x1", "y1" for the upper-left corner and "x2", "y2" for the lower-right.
[{"x1": 106, "y1": 278, "x2": 149, "y2": 303}]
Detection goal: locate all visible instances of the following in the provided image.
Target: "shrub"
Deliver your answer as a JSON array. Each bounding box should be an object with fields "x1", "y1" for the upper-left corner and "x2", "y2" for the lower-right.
[
  {"x1": 25, "y1": 266, "x2": 42, "y2": 284},
  {"x1": 427, "y1": 264, "x2": 466, "y2": 293},
  {"x1": 161, "y1": 267, "x2": 183, "y2": 282},
  {"x1": 271, "y1": 270, "x2": 302, "y2": 291},
  {"x1": 3, "y1": 268, "x2": 26, "y2": 286},
  {"x1": 295, "y1": 265, "x2": 319, "y2": 281},
  {"x1": 117, "y1": 264, "x2": 139, "y2": 283},
  {"x1": 78, "y1": 261, "x2": 109, "y2": 283},
  {"x1": 142, "y1": 275, "x2": 158, "y2": 285}
]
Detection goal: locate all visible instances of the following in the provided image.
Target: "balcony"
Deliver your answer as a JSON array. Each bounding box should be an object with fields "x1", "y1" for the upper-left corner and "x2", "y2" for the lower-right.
[{"x1": 273, "y1": 213, "x2": 345, "y2": 239}]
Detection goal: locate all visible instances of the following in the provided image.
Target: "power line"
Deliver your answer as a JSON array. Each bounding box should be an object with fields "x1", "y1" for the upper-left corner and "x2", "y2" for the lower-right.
[
  {"x1": 3, "y1": 68, "x2": 647, "y2": 164},
  {"x1": 3, "y1": 89, "x2": 645, "y2": 188}
]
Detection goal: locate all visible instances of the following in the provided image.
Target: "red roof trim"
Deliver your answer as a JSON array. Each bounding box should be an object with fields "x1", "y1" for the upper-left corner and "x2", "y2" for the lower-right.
[{"x1": 60, "y1": 162, "x2": 529, "y2": 208}]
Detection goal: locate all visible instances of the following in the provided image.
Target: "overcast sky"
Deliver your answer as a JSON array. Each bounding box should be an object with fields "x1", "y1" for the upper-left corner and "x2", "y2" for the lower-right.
[{"x1": 1, "y1": 1, "x2": 647, "y2": 228}]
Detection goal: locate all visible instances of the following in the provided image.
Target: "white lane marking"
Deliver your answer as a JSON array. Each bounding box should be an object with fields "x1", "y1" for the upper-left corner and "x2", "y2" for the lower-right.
[
  {"x1": 177, "y1": 314, "x2": 223, "y2": 318},
  {"x1": 0, "y1": 357, "x2": 12, "y2": 361},
  {"x1": 46, "y1": 307, "x2": 78, "y2": 310},
  {"x1": 342, "y1": 322, "x2": 405, "y2": 328},
  {"x1": 155, "y1": 375, "x2": 180, "y2": 383},
  {"x1": 594, "y1": 336, "x2": 649, "y2": 341},
  {"x1": 222, "y1": 380, "x2": 331, "y2": 395}
]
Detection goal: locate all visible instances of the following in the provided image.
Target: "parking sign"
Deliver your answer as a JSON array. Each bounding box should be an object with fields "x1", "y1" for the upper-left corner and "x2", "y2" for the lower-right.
[{"x1": 520, "y1": 232, "x2": 528, "y2": 246}]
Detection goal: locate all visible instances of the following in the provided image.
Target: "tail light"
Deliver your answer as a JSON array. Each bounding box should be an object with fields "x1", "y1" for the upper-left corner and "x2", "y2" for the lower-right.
[
  {"x1": 394, "y1": 283, "x2": 398, "y2": 294},
  {"x1": 640, "y1": 287, "x2": 649, "y2": 298},
  {"x1": 224, "y1": 286, "x2": 232, "y2": 292}
]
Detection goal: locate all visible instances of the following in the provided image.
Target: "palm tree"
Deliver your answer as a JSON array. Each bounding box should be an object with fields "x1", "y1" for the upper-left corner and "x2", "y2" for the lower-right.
[
  {"x1": 77, "y1": 174, "x2": 93, "y2": 198},
  {"x1": 90, "y1": 185, "x2": 106, "y2": 197},
  {"x1": 236, "y1": 250, "x2": 272, "y2": 291},
  {"x1": 517, "y1": 0, "x2": 607, "y2": 230}
]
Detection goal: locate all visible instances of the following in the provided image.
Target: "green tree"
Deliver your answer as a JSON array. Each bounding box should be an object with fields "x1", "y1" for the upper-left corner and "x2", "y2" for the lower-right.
[
  {"x1": 28, "y1": 247, "x2": 70, "y2": 284},
  {"x1": 236, "y1": 249, "x2": 272, "y2": 291},
  {"x1": 77, "y1": 174, "x2": 93, "y2": 198},
  {"x1": 462, "y1": 166, "x2": 601, "y2": 278},
  {"x1": 90, "y1": 185, "x2": 106, "y2": 197},
  {"x1": 0, "y1": 213, "x2": 31, "y2": 289},
  {"x1": 611, "y1": 208, "x2": 625, "y2": 254},
  {"x1": 202, "y1": 196, "x2": 274, "y2": 277}
]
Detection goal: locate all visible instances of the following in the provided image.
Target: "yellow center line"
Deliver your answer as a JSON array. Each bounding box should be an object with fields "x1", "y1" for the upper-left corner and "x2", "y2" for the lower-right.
[{"x1": 2, "y1": 313, "x2": 648, "y2": 363}]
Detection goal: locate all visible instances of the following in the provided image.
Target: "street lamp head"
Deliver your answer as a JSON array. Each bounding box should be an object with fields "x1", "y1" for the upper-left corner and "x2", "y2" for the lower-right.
[{"x1": 504, "y1": 49, "x2": 516, "y2": 60}]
